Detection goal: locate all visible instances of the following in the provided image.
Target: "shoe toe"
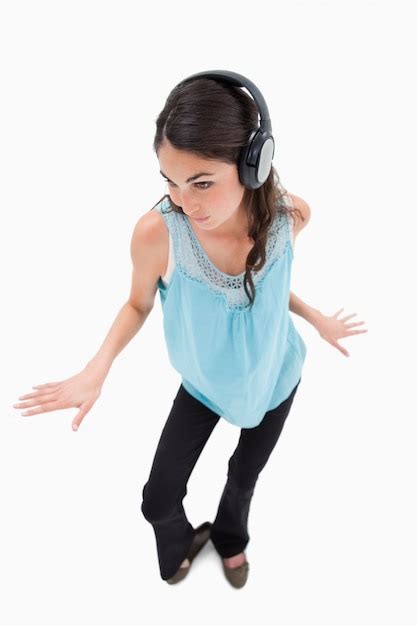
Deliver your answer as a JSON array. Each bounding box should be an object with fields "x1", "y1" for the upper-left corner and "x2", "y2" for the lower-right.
[
  {"x1": 165, "y1": 521, "x2": 212, "y2": 584},
  {"x1": 166, "y1": 565, "x2": 190, "y2": 584},
  {"x1": 222, "y1": 561, "x2": 250, "y2": 588}
]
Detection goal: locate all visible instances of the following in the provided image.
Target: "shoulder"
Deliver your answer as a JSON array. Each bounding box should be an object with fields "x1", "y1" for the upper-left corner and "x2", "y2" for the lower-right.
[
  {"x1": 133, "y1": 204, "x2": 167, "y2": 240},
  {"x1": 131, "y1": 205, "x2": 169, "y2": 277},
  {"x1": 286, "y1": 193, "x2": 311, "y2": 238}
]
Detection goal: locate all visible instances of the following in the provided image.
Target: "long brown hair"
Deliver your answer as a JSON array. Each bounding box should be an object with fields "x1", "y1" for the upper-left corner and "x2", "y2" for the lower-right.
[{"x1": 151, "y1": 76, "x2": 304, "y2": 308}]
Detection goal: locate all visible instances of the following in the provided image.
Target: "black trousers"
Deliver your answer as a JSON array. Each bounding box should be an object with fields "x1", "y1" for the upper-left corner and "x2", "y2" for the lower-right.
[{"x1": 140, "y1": 378, "x2": 301, "y2": 580}]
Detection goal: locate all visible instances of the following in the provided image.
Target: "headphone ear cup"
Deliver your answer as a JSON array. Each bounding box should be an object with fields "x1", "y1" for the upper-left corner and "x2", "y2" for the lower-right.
[
  {"x1": 238, "y1": 143, "x2": 252, "y2": 188},
  {"x1": 257, "y1": 134, "x2": 274, "y2": 184},
  {"x1": 239, "y1": 130, "x2": 275, "y2": 190}
]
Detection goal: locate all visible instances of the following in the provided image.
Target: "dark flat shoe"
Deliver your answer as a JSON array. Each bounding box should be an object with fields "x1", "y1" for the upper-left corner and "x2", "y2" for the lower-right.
[
  {"x1": 222, "y1": 555, "x2": 250, "y2": 589},
  {"x1": 166, "y1": 521, "x2": 212, "y2": 584}
]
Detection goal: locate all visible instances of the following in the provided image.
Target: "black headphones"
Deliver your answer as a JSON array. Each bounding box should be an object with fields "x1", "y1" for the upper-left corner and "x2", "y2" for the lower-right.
[{"x1": 175, "y1": 70, "x2": 275, "y2": 190}]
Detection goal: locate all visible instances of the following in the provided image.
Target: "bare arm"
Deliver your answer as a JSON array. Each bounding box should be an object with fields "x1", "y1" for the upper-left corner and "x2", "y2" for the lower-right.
[
  {"x1": 85, "y1": 210, "x2": 164, "y2": 380},
  {"x1": 289, "y1": 291, "x2": 321, "y2": 326},
  {"x1": 85, "y1": 302, "x2": 150, "y2": 380},
  {"x1": 287, "y1": 196, "x2": 319, "y2": 324},
  {"x1": 286, "y1": 194, "x2": 368, "y2": 357},
  {"x1": 12, "y1": 210, "x2": 166, "y2": 432},
  {"x1": 290, "y1": 291, "x2": 368, "y2": 358}
]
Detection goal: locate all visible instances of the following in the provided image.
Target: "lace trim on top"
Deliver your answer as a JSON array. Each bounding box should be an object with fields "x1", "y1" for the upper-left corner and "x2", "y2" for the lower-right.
[{"x1": 159, "y1": 192, "x2": 293, "y2": 311}]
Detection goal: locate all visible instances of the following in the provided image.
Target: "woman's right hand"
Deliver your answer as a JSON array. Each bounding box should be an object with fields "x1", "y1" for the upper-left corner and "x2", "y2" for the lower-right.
[{"x1": 13, "y1": 363, "x2": 108, "y2": 432}]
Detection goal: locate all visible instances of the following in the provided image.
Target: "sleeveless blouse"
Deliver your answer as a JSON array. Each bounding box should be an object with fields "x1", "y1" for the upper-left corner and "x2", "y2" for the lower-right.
[{"x1": 153, "y1": 187, "x2": 307, "y2": 428}]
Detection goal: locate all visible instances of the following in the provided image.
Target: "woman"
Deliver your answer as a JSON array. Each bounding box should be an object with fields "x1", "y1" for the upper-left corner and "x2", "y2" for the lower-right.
[{"x1": 13, "y1": 72, "x2": 367, "y2": 588}]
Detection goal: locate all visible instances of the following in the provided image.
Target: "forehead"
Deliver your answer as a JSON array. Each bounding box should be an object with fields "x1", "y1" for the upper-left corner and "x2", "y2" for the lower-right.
[
  {"x1": 158, "y1": 142, "x2": 217, "y2": 168},
  {"x1": 158, "y1": 146, "x2": 235, "y2": 183}
]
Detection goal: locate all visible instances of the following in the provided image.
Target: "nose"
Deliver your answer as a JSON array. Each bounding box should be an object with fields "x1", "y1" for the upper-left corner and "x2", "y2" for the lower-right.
[
  {"x1": 173, "y1": 189, "x2": 201, "y2": 217},
  {"x1": 187, "y1": 206, "x2": 202, "y2": 217}
]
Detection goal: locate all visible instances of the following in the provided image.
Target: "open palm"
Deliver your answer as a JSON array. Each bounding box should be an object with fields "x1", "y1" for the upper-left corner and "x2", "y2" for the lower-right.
[{"x1": 314, "y1": 307, "x2": 368, "y2": 357}]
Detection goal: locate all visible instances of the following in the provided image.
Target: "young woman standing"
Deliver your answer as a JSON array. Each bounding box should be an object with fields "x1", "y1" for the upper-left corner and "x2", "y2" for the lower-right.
[{"x1": 13, "y1": 71, "x2": 367, "y2": 588}]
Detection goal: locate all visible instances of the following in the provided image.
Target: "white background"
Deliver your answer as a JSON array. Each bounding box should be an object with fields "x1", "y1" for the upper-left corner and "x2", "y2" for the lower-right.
[{"x1": 1, "y1": 0, "x2": 415, "y2": 623}]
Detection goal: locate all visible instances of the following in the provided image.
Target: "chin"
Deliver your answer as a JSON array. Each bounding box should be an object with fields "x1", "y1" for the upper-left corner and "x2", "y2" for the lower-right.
[{"x1": 199, "y1": 220, "x2": 215, "y2": 229}]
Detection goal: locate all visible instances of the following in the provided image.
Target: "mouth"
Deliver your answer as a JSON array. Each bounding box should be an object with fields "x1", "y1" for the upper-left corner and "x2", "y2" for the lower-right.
[{"x1": 193, "y1": 215, "x2": 210, "y2": 222}]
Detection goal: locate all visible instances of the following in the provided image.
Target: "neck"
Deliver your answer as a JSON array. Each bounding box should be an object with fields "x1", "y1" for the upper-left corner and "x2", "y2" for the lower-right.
[{"x1": 209, "y1": 203, "x2": 250, "y2": 240}]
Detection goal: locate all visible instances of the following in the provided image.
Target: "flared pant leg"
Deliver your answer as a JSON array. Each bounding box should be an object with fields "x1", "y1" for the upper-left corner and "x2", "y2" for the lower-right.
[
  {"x1": 140, "y1": 384, "x2": 221, "y2": 580},
  {"x1": 210, "y1": 378, "x2": 301, "y2": 558}
]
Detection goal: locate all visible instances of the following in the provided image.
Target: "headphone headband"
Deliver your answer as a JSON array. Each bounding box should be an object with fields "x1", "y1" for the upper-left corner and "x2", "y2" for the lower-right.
[{"x1": 174, "y1": 69, "x2": 275, "y2": 190}]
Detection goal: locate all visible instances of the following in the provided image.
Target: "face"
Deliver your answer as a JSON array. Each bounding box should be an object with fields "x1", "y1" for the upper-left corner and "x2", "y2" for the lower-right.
[{"x1": 157, "y1": 139, "x2": 248, "y2": 237}]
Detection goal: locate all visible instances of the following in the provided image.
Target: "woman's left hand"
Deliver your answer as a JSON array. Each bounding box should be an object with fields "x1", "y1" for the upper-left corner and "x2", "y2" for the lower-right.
[{"x1": 313, "y1": 308, "x2": 368, "y2": 357}]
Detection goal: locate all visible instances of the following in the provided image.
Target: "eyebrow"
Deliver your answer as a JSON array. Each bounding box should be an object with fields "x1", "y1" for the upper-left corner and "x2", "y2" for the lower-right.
[{"x1": 160, "y1": 170, "x2": 215, "y2": 183}]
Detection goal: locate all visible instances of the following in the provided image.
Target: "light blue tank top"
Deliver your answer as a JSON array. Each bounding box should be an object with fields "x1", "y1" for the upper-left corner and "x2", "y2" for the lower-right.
[{"x1": 153, "y1": 188, "x2": 307, "y2": 428}]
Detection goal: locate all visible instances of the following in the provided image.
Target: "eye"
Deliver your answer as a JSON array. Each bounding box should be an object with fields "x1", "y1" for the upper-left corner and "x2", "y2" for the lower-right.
[{"x1": 163, "y1": 179, "x2": 213, "y2": 191}]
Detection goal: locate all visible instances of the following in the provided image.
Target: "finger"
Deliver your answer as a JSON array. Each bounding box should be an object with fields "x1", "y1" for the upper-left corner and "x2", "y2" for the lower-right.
[
  {"x1": 32, "y1": 383, "x2": 60, "y2": 389},
  {"x1": 17, "y1": 389, "x2": 57, "y2": 401},
  {"x1": 345, "y1": 320, "x2": 366, "y2": 328},
  {"x1": 13, "y1": 401, "x2": 31, "y2": 409},
  {"x1": 335, "y1": 343, "x2": 350, "y2": 357},
  {"x1": 19, "y1": 406, "x2": 42, "y2": 415},
  {"x1": 14, "y1": 391, "x2": 58, "y2": 410},
  {"x1": 332, "y1": 308, "x2": 344, "y2": 318},
  {"x1": 341, "y1": 313, "x2": 358, "y2": 322},
  {"x1": 15, "y1": 401, "x2": 45, "y2": 413},
  {"x1": 72, "y1": 402, "x2": 92, "y2": 432},
  {"x1": 19, "y1": 399, "x2": 67, "y2": 416}
]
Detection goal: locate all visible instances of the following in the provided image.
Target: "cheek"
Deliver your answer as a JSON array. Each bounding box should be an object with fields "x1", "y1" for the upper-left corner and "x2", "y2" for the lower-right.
[
  {"x1": 213, "y1": 185, "x2": 242, "y2": 211},
  {"x1": 167, "y1": 188, "x2": 182, "y2": 206}
]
